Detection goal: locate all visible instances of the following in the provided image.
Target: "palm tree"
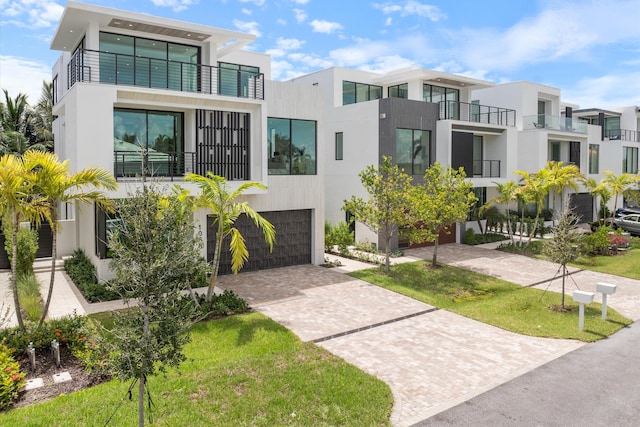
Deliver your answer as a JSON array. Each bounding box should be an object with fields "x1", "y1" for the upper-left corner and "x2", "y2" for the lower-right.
[
  {"x1": 580, "y1": 176, "x2": 612, "y2": 222},
  {"x1": 545, "y1": 161, "x2": 582, "y2": 216},
  {"x1": 22, "y1": 150, "x2": 117, "y2": 327},
  {"x1": 185, "y1": 172, "x2": 275, "y2": 301},
  {"x1": 514, "y1": 168, "x2": 551, "y2": 245},
  {"x1": 599, "y1": 171, "x2": 640, "y2": 215},
  {"x1": 482, "y1": 180, "x2": 519, "y2": 244},
  {"x1": 0, "y1": 154, "x2": 46, "y2": 330},
  {"x1": 31, "y1": 81, "x2": 54, "y2": 152}
]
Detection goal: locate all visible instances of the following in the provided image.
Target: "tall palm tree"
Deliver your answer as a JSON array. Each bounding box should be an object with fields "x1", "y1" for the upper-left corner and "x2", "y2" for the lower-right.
[
  {"x1": 580, "y1": 176, "x2": 611, "y2": 222},
  {"x1": 482, "y1": 180, "x2": 519, "y2": 244},
  {"x1": 599, "y1": 171, "x2": 640, "y2": 215},
  {"x1": 22, "y1": 151, "x2": 117, "y2": 327},
  {"x1": 32, "y1": 81, "x2": 54, "y2": 152},
  {"x1": 0, "y1": 154, "x2": 46, "y2": 330},
  {"x1": 185, "y1": 172, "x2": 275, "y2": 301}
]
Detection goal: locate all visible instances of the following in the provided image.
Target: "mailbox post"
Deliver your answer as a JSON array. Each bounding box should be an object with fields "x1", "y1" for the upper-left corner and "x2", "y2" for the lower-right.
[
  {"x1": 573, "y1": 291, "x2": 595, "y2": 331},
  {"x1": 596, "y1": 282, "x2": 617, "y2": 320}
]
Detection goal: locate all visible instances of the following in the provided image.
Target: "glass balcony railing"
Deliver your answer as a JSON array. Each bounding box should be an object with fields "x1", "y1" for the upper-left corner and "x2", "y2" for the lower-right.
[
  {"x1": 113, "y1": 151, "x2": 196, "y2": 181},
  {"x1": 523, "y1": 115, "x2": 588, "y2": 134},
  {"x1": 604, "y1": 128, "x2": 640, "y2": 142},
  {"x1": 439, "y1": 101, "x2": 516, "y2": 127},
  {"x1": 65, "y1": 49, "x2": 264, "y2": 100}
]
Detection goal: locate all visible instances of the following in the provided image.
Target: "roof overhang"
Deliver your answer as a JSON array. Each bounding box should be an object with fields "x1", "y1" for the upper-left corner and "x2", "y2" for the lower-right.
[
  {"x1": 572, "y1": 108, "x2": 622, "y2": 118},
  {"x1": 373, "y1": 67, "x2": 494, "y2": 90},
  {"x1": 51, "y1": 1, "x2": 255, "y2": 54}
]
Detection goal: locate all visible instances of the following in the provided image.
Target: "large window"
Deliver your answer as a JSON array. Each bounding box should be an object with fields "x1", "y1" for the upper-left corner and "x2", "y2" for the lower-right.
[
  {"x1": 218, "y1": 62, "x2": 260, "y2": 97},
  {"x1": 388, "y1": 83, "x2": 408, "y2": 99},
  {"x1": 473, "y1": 135, "x2": 483, "y2": 176},
  {"x1": 113, "y1": 109, "x2": 183, "y2": 177},
  {"x1": 335, "y1": 132, "x2": 344, "y2": 160},
  {"x1": 99, "y1": 32, "x2": 199, "y2": 91},
  {"x1": 395, "y1": 128, "x2": 430, "y2": 175},
  {"x1": 268, "y1": 118, "x2": 317, "y2": 175},
  {"x1": 342, "y1": 81, "x2": 382, "y2": 105},
  {"x1": 589, "y1": 144, "x2": 599, "y2": 174},
  {"x1": 424, "y1": 84, "x2": 459, "y2": 119},
  {"x1": 95, "y1": 203, "x2": 121, "y2": 259},
  {"x1": 623, "y1": 147, "x2": 639, "y2": 174}
]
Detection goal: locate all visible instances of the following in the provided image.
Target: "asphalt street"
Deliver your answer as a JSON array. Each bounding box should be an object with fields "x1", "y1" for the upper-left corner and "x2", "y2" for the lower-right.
[{"x1": 416, "y1": 322, "x2": 640, "y2": 426}]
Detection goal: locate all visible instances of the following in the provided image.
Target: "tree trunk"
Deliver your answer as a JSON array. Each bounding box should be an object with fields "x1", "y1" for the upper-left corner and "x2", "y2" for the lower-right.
[
  {"x1": 384, "y1": 235, "x2": 391, "y2": 273},
  {"x1": 206, "y1": 218, "x2": 224, "y2": 301},
  {"x1": 139, "y1": 304, "x2": 149, "y2": 427},
  {"x1": 431, "y1": 236, "x2": 439, "y2": 267},
  {"x1": 38, "y1": 218, "x2": 57, "y2": 328},
  {"x1": 11, "y1": 214, "x2": 24, "y2": 330},
  {"x1": 561, "y1": 264, "x2": 566, "y2": 309}
]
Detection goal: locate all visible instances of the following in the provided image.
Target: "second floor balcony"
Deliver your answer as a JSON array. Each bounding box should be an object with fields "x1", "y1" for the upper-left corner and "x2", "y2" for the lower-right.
[
  {"x1": 64, "y1": 49, "x2": 264, "y2": 102},
  {"x1": 439, "y1": 100, "x2": 516, "y2": 127},
  {"x1": 604, "y1": 128, "x2": 640, "y2": 142},
  {"x1": 523, "y1": 114, "x2": 588, "y2": 134}
]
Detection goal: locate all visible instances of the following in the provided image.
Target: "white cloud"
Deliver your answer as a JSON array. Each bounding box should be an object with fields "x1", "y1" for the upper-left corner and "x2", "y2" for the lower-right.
[
  {"x1": 329, "y1": 34, "x2": 434, "y2": 68},
  {"x1": 233, "y1": 19, "x2": 262, "y2": 37},
  {"x1": 276, "y1": 37, "x2": 305, "y2": 50},
  {"x1": 358, "y1": 55, "x2": 416, "y2": 74},
  {"x1": 150, "y1": 0, "x2": 196, "y2": 13},
  {"x1": 563, "y1": 72, "x2": 640, "y2": 109},
  {"x1": 293, "y1": 8, "x2": 307, "y2": 24},
  {"x1": 385, "y1": 17, "x2": 393, "y2": 26},
  {"x1": 1, "y1": 0, "x2": 63, "y2": 28},
  {"x1": 310, "y1": 19, "x2": 343, "y2": 34},
  {"x1": 241, "y1": 8, "x2": 252, "y2": 15},
  {"x1": 290, "y1": 0, "x2": 309, "y2": 4},
  {"x1": 373, "y1": 1, "x2": 446, "y2": 21},
  {"x1": 277, "y1": 18, "x2": 287, "y2": 25},
  {"x1": 0, "y1": 55, "x2": 51, "y2": 103},
  {"x1": 238, "y1": 0, "x2": 266, "y2": 6},
  {"x1": 287, "y1": 53, "x2": 333, "y2": 69}
]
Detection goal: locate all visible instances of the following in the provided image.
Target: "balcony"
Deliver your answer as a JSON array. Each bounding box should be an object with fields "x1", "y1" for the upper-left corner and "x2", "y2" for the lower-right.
[
  {"x1": 473, "y1": 160, "x2": 501, "y2": 178},
  {"x1": 604, "y1": 129, "x2": 640, "y2": 142},
  {"x1": 523, "y1": 115, "x2": 588, "y2": 134},
  {"x1": 114, "y1": 151, "x2": 196, "y2": 181},
  {"x1": 439, "y1": 101, "x2": 516, "y2": 127},
  {"x1": 65, "y1": 49, "x2": 264, "y2": 101}
]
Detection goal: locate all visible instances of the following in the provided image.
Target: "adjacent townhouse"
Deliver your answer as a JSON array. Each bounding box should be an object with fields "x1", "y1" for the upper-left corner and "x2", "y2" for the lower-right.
[{"x1": 49, "y1": 1, "x2": 325, "y2": 279}]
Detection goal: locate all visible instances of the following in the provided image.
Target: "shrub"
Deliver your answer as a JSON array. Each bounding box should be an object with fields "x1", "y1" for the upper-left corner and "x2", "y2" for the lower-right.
[
  {"x1": 64, "y1": 249, "x2": 119, "y2": 302},
  {"x1": 464, "y1": 228, "x2": 476, "y2": 245},
  {"x1": 3, "y1": 226, "x2": 38, "y2": 277},
  {"x1": 497, "y1": 240, "x2": 543, "y2": 255},
  {"x1": 0, "y1": 344, "x2": 25, "y2": 410},
  {"x1": 183, "y1": 290, "x2": 249, "y2": 321},
  {"x1": 17, "y1": 273, "x2": 43, "y2": 322},
  {"x1": 580, "y1": 226, "x2": 612, "y2": 256},
  {"x1": 324, "y1": 221, "x2": 354, "y2": 255}
]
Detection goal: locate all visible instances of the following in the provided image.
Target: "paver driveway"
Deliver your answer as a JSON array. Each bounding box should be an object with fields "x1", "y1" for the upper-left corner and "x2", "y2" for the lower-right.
[{"x1": 217, "y1": 264, "x2": 583, "y2": 426}]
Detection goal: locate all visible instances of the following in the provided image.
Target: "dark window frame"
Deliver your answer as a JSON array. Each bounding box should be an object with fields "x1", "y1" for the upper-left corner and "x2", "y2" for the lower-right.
[
  {"x1": 335, "y1": 132, "x2": 344, "y2": 160},
  {"x1": 267, "y1": 117, "x2": 318, "y2": 175},
  {"x1": 342, "y1": 80, "x2": 383, "y2": 105}
]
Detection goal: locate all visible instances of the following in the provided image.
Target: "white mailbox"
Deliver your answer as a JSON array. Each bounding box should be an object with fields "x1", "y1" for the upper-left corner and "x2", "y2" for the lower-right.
[
  {"x1": 573, "y1": 291, "x2": 595, "y2": 304},
  {"x1": 596, "y1": 282, "x2": 617, "y2": 320},
  {"x1": 596, "y1": 282, "x2": 617, "y2": 295}
]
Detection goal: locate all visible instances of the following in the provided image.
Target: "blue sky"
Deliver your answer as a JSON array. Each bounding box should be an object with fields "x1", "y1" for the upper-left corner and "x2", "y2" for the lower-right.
[{"x1": 1, "y1": 0, "x2": 639, "y2": 108}]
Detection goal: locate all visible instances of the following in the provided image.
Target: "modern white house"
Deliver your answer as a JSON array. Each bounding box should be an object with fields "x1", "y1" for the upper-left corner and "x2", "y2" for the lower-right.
[
  {"x1": 48, "y1": 1, "x2": 325, "y2": 279},
  {"x1": 290, "y1": 66, "x2": 519, "y2": 247}
]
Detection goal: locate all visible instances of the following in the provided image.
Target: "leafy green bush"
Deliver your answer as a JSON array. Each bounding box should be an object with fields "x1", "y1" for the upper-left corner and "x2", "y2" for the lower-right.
[
  {"x1": 64, "y1": 249, "x2": 119, "y2": 302},
  {"x1": 324, "y1": 221, "x2": 354, "y2": 255},
  {"x1": 580, "y1": 226, "x2": 612, "y2": 256},
  {"x1": 464, "y1": 228, "x2": 476, "y2": 245},
  {"x1": 0, "y1": 344, "x2": 25, "y2": 410},
  {"x1": 183, "y1": 290, "x2": 249, "y2": 321},
  {"x1": 497, "y1": 240, "x2": 543, "y2": 255},
  {"x1": 3, "y1": 226, "x2": 38, "y2": 277},
  {"x1": 465, "y1": 231, "x2": 509, "y2": 245}
]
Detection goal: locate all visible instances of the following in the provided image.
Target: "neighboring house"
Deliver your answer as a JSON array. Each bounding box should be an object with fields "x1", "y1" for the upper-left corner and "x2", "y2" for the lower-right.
[
  {"x1": 289, "y1": 66, "x2": 518, "y2": 249},
  {"x1": 49, "y1": 1, "x2": 324, "y2": 279}
]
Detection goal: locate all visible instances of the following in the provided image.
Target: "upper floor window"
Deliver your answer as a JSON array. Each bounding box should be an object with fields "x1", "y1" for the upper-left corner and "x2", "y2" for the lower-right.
[
  {"x1": 268, "y1": 118, "x2": 317, "y2": 175},
  {"x1": 218, "y1": 62, "x2": 260, "y2": 97},
  {"x1": 343, "y1": 81, "x2": 382, "y2": 105},
  {"x1": 335, "y1": 132, "x2": 344, "y2": 160},
  {"x1": 99, "y1": 32, "x2": 200, "y2": 91},
  {"x1": 589, "y1": 144, "x2": 599, "y2": 174},
  {"x1": 395, "y1": 128, "x2": 430, "y2": 175},
  {"x1": 388, "y1": 83, "x2": 408, "y2": 99},
  {"x1": 623, "y1": 147, "x2": 638, "y2": 174},
  {"x1": 423, "y1": 84, "x2": 459, "y2": 103}
]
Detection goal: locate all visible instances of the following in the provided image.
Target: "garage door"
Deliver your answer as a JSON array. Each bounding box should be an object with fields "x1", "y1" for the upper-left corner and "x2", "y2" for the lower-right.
[
  {"x1": 207, "y1": 209, "x2": 311, "y2": 275},
  {"x1": 569, "y1": 193, "x2": 594, "y2": 223}
]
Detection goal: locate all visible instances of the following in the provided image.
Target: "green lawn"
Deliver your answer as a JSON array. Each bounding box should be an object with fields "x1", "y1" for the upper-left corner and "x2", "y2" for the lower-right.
[
  {"x1": 351, "y1": 262, "x2": 632, "y2": 342},
  {"x1": 1, "y1": 313, "x2": 392, "y2": 426},
  {"x1": 569, "y1": 237, "x2": 640, "y2": 280}
]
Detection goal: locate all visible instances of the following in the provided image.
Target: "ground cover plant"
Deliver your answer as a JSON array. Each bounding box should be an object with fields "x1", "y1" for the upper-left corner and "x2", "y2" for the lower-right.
[
  {"x1": 0, "y1": 312, "x2": 393, "y2": 426},
  {"x1": 351, "y1": 262, "x2": 632, "y2": 342},
  {"x1": 64, "y1": 249, "x2": 120, "y2": 302}
]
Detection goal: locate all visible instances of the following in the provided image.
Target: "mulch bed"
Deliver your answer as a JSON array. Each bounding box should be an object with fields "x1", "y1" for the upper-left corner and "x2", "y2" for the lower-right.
[{"x1": 12, "y1": 346, "x2": 108, "y2": 409}]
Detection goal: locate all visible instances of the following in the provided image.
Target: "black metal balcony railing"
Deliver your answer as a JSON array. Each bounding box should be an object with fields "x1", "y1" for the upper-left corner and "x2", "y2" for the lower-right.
[
  {"x1": 604, "y1": 129, "x2": 640, "y2": 142},
  {"x1": 473, "y1": 160, "x2": 501, "y2": 178},
  {"x1": 439, "y1": 101, "x2": 516, "y2": 127},
  {"x1": 66, "y1": 49, "x2": 264, "y2": 100},
  {"x1": 113, "y1": 151, "x2": 196, "y2": 181}
]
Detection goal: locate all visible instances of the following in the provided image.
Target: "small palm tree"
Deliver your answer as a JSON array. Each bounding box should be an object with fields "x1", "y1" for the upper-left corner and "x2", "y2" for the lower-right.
[
  {"x1": 482, "y1": 180, "x2": 519, "y2": 244},
  {"x1": 545, "y1": 161, "x2": 582, "y2": 216},
  {"x1": 0, "y1": 154, "x2": 46, "y2": 330},
  {"x1": 599, "y1": 171, "x2": 640, "y2": 215},
  {"x1": 581, "y1": 176, "x2": 612, "y2": 222},
  {"x1": 185, "y1": 172, "x2": 275, "y2": 301},
  {"x1": 514, "y1": 168, "x2": 551, "y2": 244},
  {"x1": 22, "y1": 151, "x2": 117, "y2": 327}
]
